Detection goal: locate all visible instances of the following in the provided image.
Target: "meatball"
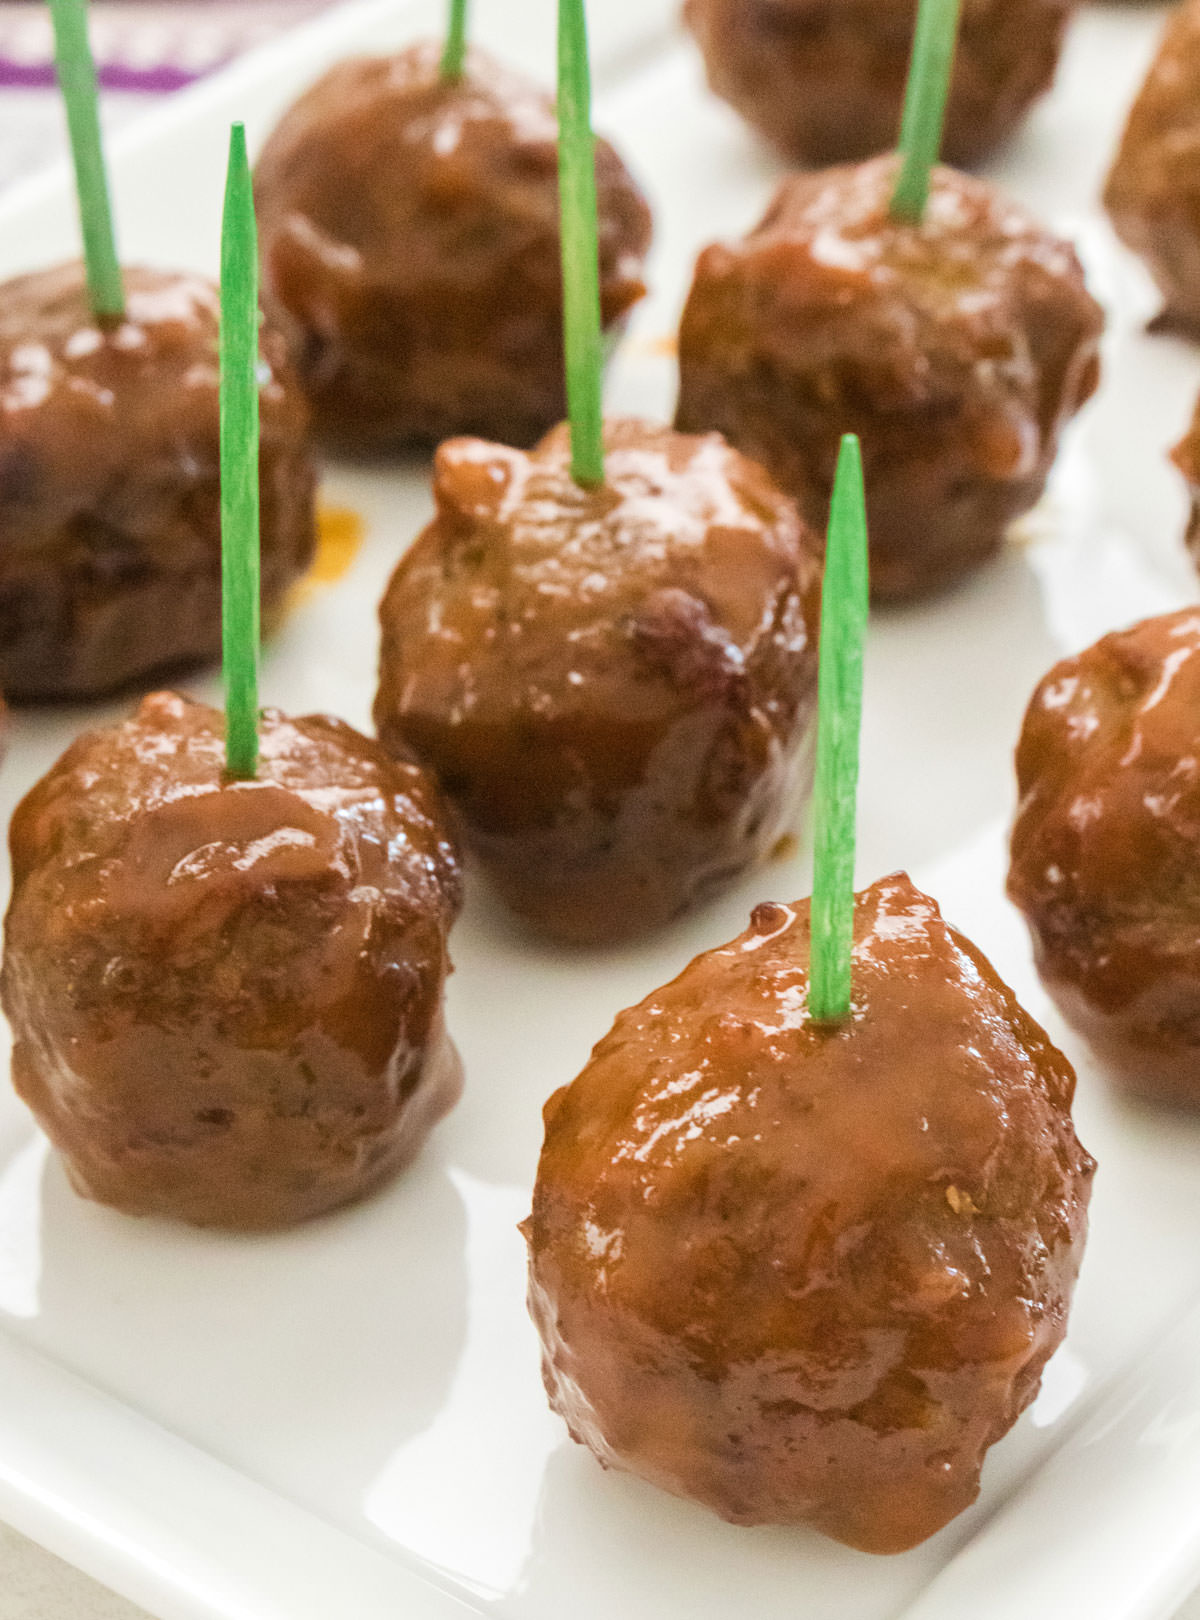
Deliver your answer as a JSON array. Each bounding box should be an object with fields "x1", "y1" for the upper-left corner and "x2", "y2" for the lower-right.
[
  {"x1": 1009, "y1": 609, "x2": 1200, "y2": 1107},
  {"x1": 676, "y1": 158, "x2": 1103, "y2": 599},
  {"x1": 684, "y1": 0, "x2": 1076, "y2": 169},
  {"x1": 253, "y1": 44, "x2": 653, "y2": 452},
  {"x1": 374, "y1": 418, "x2": 822, "y2": 946},
  {"x1": 524, "y1": 873, "x2": 1094, "y2": 1553},
  {"x1": 1172, "y1": 397, "x2": 1200, "y2": 569},
  {"x1": 1105, "y1": 0, "x2": 1200, "y2": 336},
  {"x1": 0, "y1": 262, "x2": 315, "y2": 702},
  {"x1": 1, "y1": 691, "x2": 462, "y2": 1229}
]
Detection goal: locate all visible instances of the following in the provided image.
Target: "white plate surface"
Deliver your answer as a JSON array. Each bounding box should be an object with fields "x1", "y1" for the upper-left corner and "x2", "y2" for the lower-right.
[{"x1": 1, "y1": 2, "x2": 1199, "y2": 1618}]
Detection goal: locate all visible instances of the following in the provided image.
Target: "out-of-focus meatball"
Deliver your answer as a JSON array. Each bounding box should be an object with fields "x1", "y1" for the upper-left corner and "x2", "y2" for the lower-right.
[
  {"x1": 1172, "y1": 397, "x2": 1200, "y2": 568},
  {"x1": 253, "y1": 43, "x2": 653, "y2": 453},
  {"x1": 524, "y1": 873, "x2": 1094, "y2": 1553},
  {"x1": 374, "y1": 418, "x2": 822, "y2": 945},
  {"x1": 1105, "y1": 0, "x2": 1200, "y2": 336},
  {"x1": 1009, "y1": 609, "x2": 1200, "y2": 1107},
  {"x1": 676, "y1": 158, "x2": 1103, "y2": 600},
  {"x1": 684, "y1": 0, "x2": 1076, "y2": 169},
  {"x1": 1, "y1": 692, "x2": 462, "y2": 1229},
  {"x1": 0, "y1": 262, "x2": 315, "y2": 702}
]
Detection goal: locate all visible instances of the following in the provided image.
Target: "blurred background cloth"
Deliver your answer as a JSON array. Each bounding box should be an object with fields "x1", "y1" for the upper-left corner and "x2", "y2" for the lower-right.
[{"x1": 0, "y1": 1, "x2": 334, "y2": 188}]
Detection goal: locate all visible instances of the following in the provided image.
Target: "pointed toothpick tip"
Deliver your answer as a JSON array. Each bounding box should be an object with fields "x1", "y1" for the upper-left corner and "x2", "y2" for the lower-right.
[{"x1": 808, "y1": 433, "x2": 870, "y2": 1025}]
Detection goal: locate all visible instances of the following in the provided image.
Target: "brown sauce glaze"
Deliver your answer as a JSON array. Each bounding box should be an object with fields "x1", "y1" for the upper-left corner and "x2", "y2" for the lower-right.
[
  {"x1": 683, "y1": 0, "x2": 1075, "y2": 169},
  {"x1": 0, "y1": 262, "x2": 315, "y2": 701},
  {"x1": 1106, "y1": 0, "x2": 1200, "y2": 337},
  {"x1": 524, "y1": 874, "x2": 1094, "y2": 1553},
  {"x1": 676, "y1": 157, "x2": 1103, "y2": 601},
  {"x1": 1010, "y1": 608, "x2": 1200, "y2": 1106},
  {"x1": 1, "y1": 692, "x2": 462, "y2": 1229},
  {"x1": 1173, "y1": 399, "x2": 1200, "y2": 571},
  {"x1": 683, "y1": 0, "x2": 1076, "y2": 169},
  {"x1": 254, "y1": 43, "x2": 652, "y2": 453},
  {"x1": 373, "y1": 418, "x2": 822, "y2": 946}
]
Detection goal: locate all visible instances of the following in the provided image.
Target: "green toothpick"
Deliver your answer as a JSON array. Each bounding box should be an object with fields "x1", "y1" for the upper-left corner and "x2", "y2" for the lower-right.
[
  {"x1": 808, "y1": 435, "x2": 870, "y2": 1025},
  {"x1": 220, "y1": 122, "x2": 260, "y2": 781},
  {"x1": 558, "y1": 0, "x2": 605, "y2": 489},
  {"x1": 441, "y1": 0, "x2": 469, "y2": 80},
  {"x1": 891, "y1": 0, "x2": 963, "y2": 223},
  {"x1": 47, "y1": 0, "x2": 123, "y2": 320}
]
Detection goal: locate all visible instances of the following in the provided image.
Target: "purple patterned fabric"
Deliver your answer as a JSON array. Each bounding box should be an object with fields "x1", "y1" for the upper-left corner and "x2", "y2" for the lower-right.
[
  {"x1": 0, "y1": 59, "x2": 196, "y2": 92},
  {"x1": 0, "y1": 1, "x2": 335, "y2": 191},
  {"x1": 0, "y1": 2, "x2": 333, "y2": 94}
]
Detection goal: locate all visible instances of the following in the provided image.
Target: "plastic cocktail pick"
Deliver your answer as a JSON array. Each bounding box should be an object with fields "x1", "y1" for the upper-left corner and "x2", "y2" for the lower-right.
[
  {"x1": 47, "y1": 0, "x2": 124, "y2": 319},
  {"x1": 558, "y1": 0, "x2": 605, "y2": 488},
  {"x1": 441, "y1": 0, "x2": 469, "y2": 81},
  {"x1": 220, "y1": 122, "x2": 261, "y2": 780},
  {"x1": 891, "y1": 0, "x2": 964, "y2": 223},
  {"x1": 808, "y1": 434, "x2": 870, "y2": 1024}
]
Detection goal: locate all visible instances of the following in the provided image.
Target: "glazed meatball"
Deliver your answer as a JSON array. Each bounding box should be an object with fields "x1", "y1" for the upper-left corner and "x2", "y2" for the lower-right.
[
  {"x1": 0, "y1": 262, "x2": 315, "y2": 702},
  {"x1": 1172, "y1": 397, "x2": 1200, "y2": 569},
  {"x1": 524, "y1": 873, "x2": 1094, "y2": 1553},
  {"x1": 684, "y1": 0, "x2": 1076, "y2": 169},
  {"x1": 254, "y1": 44, "x2": 653, "y2": 452},
  {"x1": 676, "y1": 158, "x2": 1103, "y2": 599},
  {"x1": 1, "y1": 692, "x2": 462, "y2": 1229},
  {"x1": 1009, "y1": 609, "x2": 1200, "y2": 1107},
  {"x1": 1105, "y1": 0, "x2": 1200, "y2": 335},
  {"x1": 374, "y1": 418, "x2": 822, "y2": 945}
]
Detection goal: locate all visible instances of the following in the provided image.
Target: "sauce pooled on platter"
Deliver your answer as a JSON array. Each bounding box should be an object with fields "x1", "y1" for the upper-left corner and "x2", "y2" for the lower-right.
[
  {"x1": 1010, "y1": 608, "x2": 1200, "y2": 1107},
  {"x1": 373, "y1": 417, "x2": 822, "y2": 945},
  {"x1": 0, "y1": 262, "x2": 315, "y2": 701},
  {"x1": 524, "y1": 873, "x2": 1094, "y2": 1552},
  {"x1": 684, "y1": 0, "x2": 1076, "y2": 170},
  {"x1": 254, "y1": 43, "x2": 652, "y2": 453},
  {"x1": 1, "y1": 692, "x2": 462, "y2": 1228},
  {"x1": 675, "y1": 157, "x2": 1103, "y2": 600}
]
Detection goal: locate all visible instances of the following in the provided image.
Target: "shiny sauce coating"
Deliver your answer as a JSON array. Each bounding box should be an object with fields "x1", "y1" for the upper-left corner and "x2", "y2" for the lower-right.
[
  {"x1": 684, "y1": 0, "x2": 1076, "y2": 170},
  {"x1": 254, "y1": 43, "x2": 652, "y2": 451},
  {"x1": 1010, "y1": 608, "x2": 1200, "y2": 1105},
  {"x1": 0, "y1": 261, "x2": 314, "y2": 700},
  {"x1": 1173, "y1": 397, "x2": 1200, "y2": 574},
  {"x1": 1106, "y1": 0, "x2": 1200, "y2": 336},
  {"x1": 525, "y1": 874, "x2": 1094, "y2": 1552},
  {"x1": 676, "y1": 157, "x2": 1103, "y2": 600},
  {"x1": 374, "y1": 418, "x2": 822, "y2": 945},
  {"x1": 1, "y1": 693, "x2": 462, "y2": 1228}
]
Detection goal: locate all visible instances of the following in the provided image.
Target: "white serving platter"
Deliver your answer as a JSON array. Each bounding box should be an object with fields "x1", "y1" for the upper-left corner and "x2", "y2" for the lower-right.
[{"x1": 1, "y1": 2, "x2": 1199, "y2": 1617}]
